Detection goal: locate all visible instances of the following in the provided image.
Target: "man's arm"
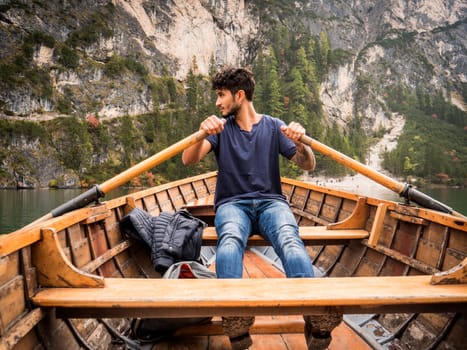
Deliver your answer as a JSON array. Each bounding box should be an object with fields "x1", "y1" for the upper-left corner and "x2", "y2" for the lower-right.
[
  {"x1": 280, "y1": 122, "x2": 316, "y2": 171},
  {"x1": 291, "y1": 142, "x2": 316, "y2": 171},
  {"x1": 181, "y1": 139, "x2": 212, "y2": 165},
  {"x1": 182, "y1": 115, "x2": 225, "y2": 165}
]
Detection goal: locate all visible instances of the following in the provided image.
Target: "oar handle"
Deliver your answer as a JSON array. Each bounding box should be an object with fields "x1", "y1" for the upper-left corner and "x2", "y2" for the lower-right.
[
  {"x1": 300, "y1": 135, "x2": 457, "y2": 215},
  {"x1": 300, "y1": 135, "x2": 404, "y2": 193}
]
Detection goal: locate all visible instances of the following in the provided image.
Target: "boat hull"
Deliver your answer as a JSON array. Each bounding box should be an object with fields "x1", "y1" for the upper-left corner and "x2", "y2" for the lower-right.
[{"x1": 0, "y1": 171, "x2": 466, "y2": 350}]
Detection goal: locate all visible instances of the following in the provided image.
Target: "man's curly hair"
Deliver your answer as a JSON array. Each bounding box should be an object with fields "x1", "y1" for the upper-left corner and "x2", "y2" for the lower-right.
[{"x1": 211, "y1": 67, "x2": 255, "y2": 101}]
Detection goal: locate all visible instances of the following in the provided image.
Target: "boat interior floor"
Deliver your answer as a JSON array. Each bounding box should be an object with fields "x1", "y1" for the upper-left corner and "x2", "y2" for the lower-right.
[{"x1": 153, "y1": 248, "x2": 374, "y2": 350}]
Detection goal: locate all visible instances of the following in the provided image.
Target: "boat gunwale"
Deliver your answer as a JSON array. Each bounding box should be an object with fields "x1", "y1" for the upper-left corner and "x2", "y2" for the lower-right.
[
  {"x1": 1, "y1": 172, "x2": 467, "y2": 350},
  {"x1": 282, "y1": 177, "x2": 467, "y2": 231},
  {"x1": 0, "y1": 172, "x2": 218, "y2": 257}
]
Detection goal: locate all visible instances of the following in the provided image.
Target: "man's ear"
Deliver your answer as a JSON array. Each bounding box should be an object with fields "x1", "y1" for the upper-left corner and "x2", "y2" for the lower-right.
[{"x1": 236, "y1": 89, "x2": 246, "y2": 102}]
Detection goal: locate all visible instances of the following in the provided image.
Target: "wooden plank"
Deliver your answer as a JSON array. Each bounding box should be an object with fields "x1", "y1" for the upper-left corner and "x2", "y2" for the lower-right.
[
  {"x1": 0, "y1": 276, "x2": 26, "y2": 334},
  {"x1": 156, "y1": 191, "x2": 174, "y2": 212},
  {"x1": 208, "y1": 335, "x2": 231, "y2": 349},
  {"x1": 183, "y1": 194, "x2": 215, "y2": 217},
  {"x1": 82, "y1": 208, "x2": 111, "y2": 224},
  {"x1": 367, "y1": 203, "x2": 388, "y2": 246},
  {"x1": 244, "y1": 251, "x2": 268, "y2": 278},
  {"x1": 431, "y1": 257, "x2": 467, "y2": 285},
  {"x1": 0, "y1": 206, "x2": 110, "y2": 257},
  {"x1": 250, "y1": 334, "x2": 291, "y2": 349},
  {"x1": 70, "y1": 238, "x2": 92, "y2": 268},
  {"x1": 32, "y1": 275, "x2": 467, "y2": 319},
  {"x1": 81, "y1": 240, "x2": 132, "y2": 274},
  {"x1": 142, "y1": 194, "x2": 159, "y2": 215},
  {"x1": 31, "y1": 228, "x2": 104, "y2": 288},
  {"x1": 0, "y1": 253, "x2": 19, "y2": 286},
  {"x1": 366, "y1": 241, "x2": 440, "y2": 275},
  {"x1": 246, "y1": 251, "x2": 284, "y2": 278},
  {"x1": 202, "y1": 226, "x2": 369, "y2": 246},
  {"x1": 281, "y1": 333, "x2": 307, "y2": 350},
  {"x1": 328, "y1": 321, "x2": 373, "y2": 350},
  {"x1": 0, "y1": 308, "x2": 45, "y2": 350},
  {"x1": 327, "y1": 197, "x2": 369, "y2": 230}
]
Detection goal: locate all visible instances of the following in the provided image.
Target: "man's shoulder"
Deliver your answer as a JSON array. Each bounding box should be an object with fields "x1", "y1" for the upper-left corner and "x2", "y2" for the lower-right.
[{"x1": 260, "y1": 114, "x2": 285, "y2": 127}]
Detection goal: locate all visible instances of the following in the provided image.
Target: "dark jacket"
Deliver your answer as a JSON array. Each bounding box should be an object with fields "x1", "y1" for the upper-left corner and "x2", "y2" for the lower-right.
[{"x1": 120, "y1": 208, "x2": 206, "y2": 274}]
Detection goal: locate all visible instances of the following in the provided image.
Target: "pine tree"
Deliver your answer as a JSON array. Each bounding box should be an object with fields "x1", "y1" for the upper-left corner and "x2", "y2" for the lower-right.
[{"x1": 317, "y1": 31, "x2": 330, "y2": 79}]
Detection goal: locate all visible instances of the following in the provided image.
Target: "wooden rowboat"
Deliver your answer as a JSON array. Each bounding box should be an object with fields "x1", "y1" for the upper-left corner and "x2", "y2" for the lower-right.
[{"x1": 0, "y1": 170, "x2": 466, "y2": 350}]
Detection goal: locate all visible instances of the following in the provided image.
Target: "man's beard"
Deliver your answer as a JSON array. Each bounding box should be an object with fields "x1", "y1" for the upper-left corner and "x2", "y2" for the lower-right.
[{"x1": 224, "y1": 102, "x2": 241, "y2": 117}]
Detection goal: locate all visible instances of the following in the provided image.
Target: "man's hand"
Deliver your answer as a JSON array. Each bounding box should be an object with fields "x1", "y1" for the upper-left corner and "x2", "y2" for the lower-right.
[
  {"x1": 282, "y1": 122, "x2": 316, "y2": 171},
  {"x1": 280, "y1": 121, "x2": 306, "y2": 143},
  {"x1": 183, "y1": 116, "x2": 224, "y2": 165},
  {"x1": 200, "y1": 115, "x2": 226, "y2": 135}
]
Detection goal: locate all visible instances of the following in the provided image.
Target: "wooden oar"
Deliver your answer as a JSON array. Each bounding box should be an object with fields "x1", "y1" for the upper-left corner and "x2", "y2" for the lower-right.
[
  {"x1": 21, "y1": 130, "x2": 208, "y2": 228},
  {"x1": 300, "y1": 135, "x2": 465, "y2": 217}
]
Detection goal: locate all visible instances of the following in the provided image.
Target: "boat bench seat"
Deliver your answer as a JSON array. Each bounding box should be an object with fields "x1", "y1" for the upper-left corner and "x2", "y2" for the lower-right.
[
  {"x1": 202, "y1": 226, "x2": 370, "y2": 245},
  {"x1": 186, "y1": 195, "x2": 370, "y2": 245},
  {"x1": 32, "y1": 275, "x2": 467, "y2": 319}
]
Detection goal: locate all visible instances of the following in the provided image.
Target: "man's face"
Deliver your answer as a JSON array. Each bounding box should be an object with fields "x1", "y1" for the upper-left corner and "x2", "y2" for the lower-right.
[{"x1": 215, "y1": 88, "x2": 241, "y2": 117}]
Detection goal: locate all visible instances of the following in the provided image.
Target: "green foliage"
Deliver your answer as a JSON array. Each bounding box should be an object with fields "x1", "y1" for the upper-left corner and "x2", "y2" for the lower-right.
[
  {"x1": 329, "y1": 48, "x2": 353, "y2": 68},
  {"x1": 48, "y1": 179, "x2": 59, "y2": 188},
  {"x1": 28, "y1": 68, "x2": 53, "y2": 99},
  {"x1": 252, "y1": 24, "x2": 364, "y2": 176},
  {"x1": 0, "y1": 55, "x2": 53, "y2": 100},
  {"x1": 316, "y1": 121, "x2": 363, "y2": 176},
  {"x1": 26, "y1": 31, "x2": 56, "y2": 48},
  {"x1": 376, "y1": 31, "x2": 417, "y2": 49},
  {"x1": 10, "y1": 4, "x2": 460, "y2": 187},
  {"x1": 56, "y1": 96, "x2": 73, "y2": 114},
  {"x1": 0, "y1": 30, "x2": 55, "y2": 100},
  {"x1": 47, "y1": 117, "x2": 92, "y2": 174},
  {"x1": 462, "y1": 82, "x2": 467, "y2": 104},
  {"x1": 186, "y1": 66, "x2": 200, "y2": 112},
  {"x1": 383, "y1": 87, "x2": 466, "y2": 184},
  {"x1": 67, "y1": 12, "x2": 114, "y2": 48},
  {"x1": 0, "y1": 1, "x2": 28, "y2": 12},
  {"x1": 0, "y1": 119, "x2": 45, "y2": 141},
  {"x1": 118, "y1": 115, "x2": 146, "y2": 170},
  {"x1": 104, "y1": 55, "x2": 148, "y2": 78},
  {"x1": 58, "y1": 45, "x2": 79, "y2": 69}
]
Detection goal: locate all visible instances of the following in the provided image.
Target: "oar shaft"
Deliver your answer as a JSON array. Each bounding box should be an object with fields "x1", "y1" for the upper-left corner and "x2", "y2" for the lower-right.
[
  {"x1": 300, "y1": 135, "x2": 459, "y2": 216},
  {"x1": 100, "y1": 130, "x2": 207, "y2": 194},
  {"x1": 300, "y1": 135, "x2": 404, "y2": 194},
  {"x1": 4, "y1": 130, "x2": 208, "y2": 235},
  {"x1": 37, "y1": 130, "x2": 208, "y2": 221}
]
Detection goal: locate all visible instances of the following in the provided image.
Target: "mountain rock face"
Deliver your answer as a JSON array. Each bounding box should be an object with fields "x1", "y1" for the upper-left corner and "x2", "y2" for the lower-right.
[
  {"x1": 114, "y1": 0, "x2": 258, "y2": 79},
  {"x1": 0, "y1": 0, "x2": 259, "y2": 119},
  {"x1": 303, "y1": 0, "x2": 466, "y2": 129},
  {"x1": 0, "y1": 0, "x2": 465, "y2": 187},
  {"x1": 1, "y1": 0, "x2": 463, "y2": 119}
]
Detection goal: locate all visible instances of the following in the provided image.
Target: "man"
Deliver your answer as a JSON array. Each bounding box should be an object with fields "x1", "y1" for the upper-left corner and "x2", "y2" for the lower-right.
[{"x1": 182, "y1": 67, "x2": 338, "y2": 349}]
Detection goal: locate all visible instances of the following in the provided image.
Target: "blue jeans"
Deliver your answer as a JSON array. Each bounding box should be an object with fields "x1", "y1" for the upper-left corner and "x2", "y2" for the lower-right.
[{"x1": 215, "y1": 199, "x2": 314, "y2": 278}]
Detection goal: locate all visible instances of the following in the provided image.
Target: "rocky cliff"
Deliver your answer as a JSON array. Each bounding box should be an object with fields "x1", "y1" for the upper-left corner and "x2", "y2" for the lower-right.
[
  {"x1": 0, "y1": 0, "x2": 259, "y2": 118},
  {"x1": 0, "y1": 0, "x2": 465, "y2": 187},
  {"x1": 303, "y1": 0, "x2": 466, "y2": 129}
]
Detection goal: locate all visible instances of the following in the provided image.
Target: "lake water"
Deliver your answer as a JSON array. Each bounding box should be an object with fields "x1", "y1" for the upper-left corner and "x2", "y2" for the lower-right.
[
  {"x1": 0, "y1": 188, "x2": 130, "y2": 234},
  {"x1": 0, "y1": 186, "x2": 466, "y2": 234}
]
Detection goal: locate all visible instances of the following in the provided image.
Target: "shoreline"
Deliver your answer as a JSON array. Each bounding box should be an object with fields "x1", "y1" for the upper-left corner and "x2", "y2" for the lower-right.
[
  {"x1": 301, "y1": 172, "x2": 464, "y2": 204},
  {"x1": 301, "y1": 173, "x2": 401, "y2": 201}
]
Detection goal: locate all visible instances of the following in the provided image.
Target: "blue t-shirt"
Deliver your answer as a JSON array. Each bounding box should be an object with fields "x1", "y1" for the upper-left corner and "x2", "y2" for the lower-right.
[{"x1": 207, "y1": 115, "x2": 296, "y2": 210}]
